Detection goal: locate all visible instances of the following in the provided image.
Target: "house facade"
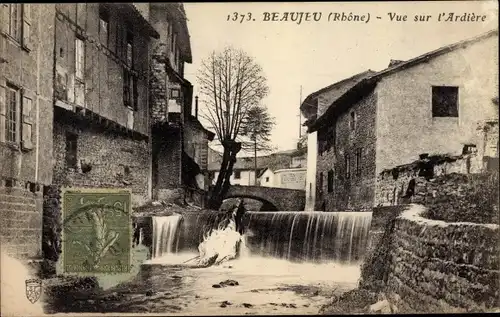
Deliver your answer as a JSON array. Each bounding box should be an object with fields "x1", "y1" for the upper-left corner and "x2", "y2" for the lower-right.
[
  {"x1": 301, "y1": 70, "x2": 375, "y2": 211},
  {"x1": 149, "y1": 3, "x2": 213, "y2": 207},
  {"x1": 208, "y1": 147, "x2": 306, "y2": 187},
  {"x1": 304, "y1": 30, "x2": 499, "y2": 211},
  {"x1": 183, "y1": 97, "x2": 215, "y2": 205},
  {"x1": 0, "y1": 4, "x2": 56, "y2": 259},
  {"x1": 51, "y1": 4, "x2": 158, "y2": 207},
  {"x1": 259, "y1": 167, "x2": 307, "y2": 190}
]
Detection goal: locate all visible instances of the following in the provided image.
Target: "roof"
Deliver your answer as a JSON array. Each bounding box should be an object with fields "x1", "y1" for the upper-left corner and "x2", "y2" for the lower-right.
[
  {"x1": 207, "y1": 150, "x2": 296, "y2": 172},
  {"x1": 113, "y1": 4, "x2": 160, "y2": 39},
  {"x1": 300, "y1": 70, "x2": 376, "y2": 114},
  {"x1": 150, "y1": 3, "x2": 192, "y2": 63},
  {"x1": 186, "y1": 115, "x2": 215, "y2": 141},
  {"x1": 257, "y1": 167, "x2": 269, "y2": 178},
  {"x1": 309, "y1": 29, "x2": 499, "y2": 132}
]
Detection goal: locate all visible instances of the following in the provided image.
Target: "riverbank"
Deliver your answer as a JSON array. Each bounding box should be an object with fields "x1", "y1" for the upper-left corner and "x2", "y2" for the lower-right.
[{"x1": 44, "y1": 256, "x2": 361, "y2": 315}]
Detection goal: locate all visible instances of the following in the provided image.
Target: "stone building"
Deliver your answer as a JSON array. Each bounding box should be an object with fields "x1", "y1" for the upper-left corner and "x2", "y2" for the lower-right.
[
  {"x1": 51, "y1": 4, "x2": 159, "y2": 207},
  {"x1": 149, "y1": 3, "x2": 213, "y2": 206},
  {"x1": 0, "y1": 4, "x2": 56, "y2": 259},
  {"x1": 208, "y1": 147, "x2": 306, "y2": 187},
  {"x1": 183, "y1": 96, "x2": 215, "y2": 204},
  {"x1": 302, "y1": 29, "x2": 499, "y2": 211},
  {"x1": 300, "y1": 70, "x2": 375, "y2": 211},
  {"x1": 259, "y1": 167, "x2": 307, "y2": 190}
]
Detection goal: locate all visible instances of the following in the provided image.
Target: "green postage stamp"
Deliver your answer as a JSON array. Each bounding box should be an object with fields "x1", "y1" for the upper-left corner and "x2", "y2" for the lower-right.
[{"x1": 61, "y1": 188, "x2": 132, "y2": 274}]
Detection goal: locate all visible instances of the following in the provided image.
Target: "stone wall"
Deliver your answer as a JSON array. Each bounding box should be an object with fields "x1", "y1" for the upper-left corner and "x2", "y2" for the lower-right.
[
  {"x1": 225, "y1": 185, "x2": 305, "y2": 211},
  {"x1": 0, "y1": 185, "x2": 43, "y2": 259},
  {"x1": 316, "y1": 90, "x2": 377, "y2": 211},
  {"x1": 53, "y1": 119, "x2": 150, "y2": 207},
  {"x1": 153, "y1": 128, "x2": 183, "y2": 201},
  {"x1": 375, "y1": 152, "x2": 483, "y2": 207},
  {"x1": 363, "y1": 204, "x2": 499, "y2": 312}
]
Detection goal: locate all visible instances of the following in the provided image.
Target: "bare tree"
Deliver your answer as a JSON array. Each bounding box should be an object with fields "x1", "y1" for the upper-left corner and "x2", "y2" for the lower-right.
[
  {"x1": 239, "y1": 105, "x2": 276, "y2": 185},
  {"x1": 198, "y1": 47, "x2": 269, "y2": 209}
]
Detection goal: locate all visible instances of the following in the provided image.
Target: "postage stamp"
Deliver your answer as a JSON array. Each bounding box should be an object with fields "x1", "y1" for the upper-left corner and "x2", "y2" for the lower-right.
[{"x1": 61, "y1": 188, "x2": 132, "y2": 274}]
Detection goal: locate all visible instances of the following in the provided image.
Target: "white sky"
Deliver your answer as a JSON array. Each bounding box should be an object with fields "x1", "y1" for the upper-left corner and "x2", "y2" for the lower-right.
[{"x1": 183, "y1": 1, "x2": 498, "y2": 154}]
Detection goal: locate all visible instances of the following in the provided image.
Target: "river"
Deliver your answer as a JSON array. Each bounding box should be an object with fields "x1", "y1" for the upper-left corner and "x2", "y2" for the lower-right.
[{"x1": 44, "y1": 211, "x2": 372, "y2": 315}]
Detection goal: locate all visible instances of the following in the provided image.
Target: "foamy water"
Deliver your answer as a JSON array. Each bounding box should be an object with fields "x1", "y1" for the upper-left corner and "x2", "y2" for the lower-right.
[
  {"x1": 147, "y1": 252, "x2": 360, "y2": 284},
  {"x1": 1, "y1": 252, "x2": 45, "y2": 316},
  {"x1": 144, "y1": 252, "x2": 360, "y2": 315}
]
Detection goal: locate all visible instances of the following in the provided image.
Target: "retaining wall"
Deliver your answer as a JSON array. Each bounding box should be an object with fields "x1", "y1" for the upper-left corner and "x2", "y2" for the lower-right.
[{"x1": 383, "y1": 204, "x2": 499, "y2": 311}]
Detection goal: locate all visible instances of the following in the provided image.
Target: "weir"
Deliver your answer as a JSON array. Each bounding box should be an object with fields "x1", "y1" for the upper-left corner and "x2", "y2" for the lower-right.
[{"x1": 150, "y1": 211, "x2": 372, "y2": 265}]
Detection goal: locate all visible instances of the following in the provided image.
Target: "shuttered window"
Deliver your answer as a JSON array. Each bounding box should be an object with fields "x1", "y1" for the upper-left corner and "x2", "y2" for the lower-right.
[
  {"x1": 6, "y1": 84, "x2": 20, "y2": 143},
  {"x1": 2, "y1": 4, "x2": 30, "y2": 49},
  {"x1": 75, "y1": 37, "x2": 85, "y2": 80},
  {"x1": 7, "y1": 4, "x2": 21, "y2": 41}
]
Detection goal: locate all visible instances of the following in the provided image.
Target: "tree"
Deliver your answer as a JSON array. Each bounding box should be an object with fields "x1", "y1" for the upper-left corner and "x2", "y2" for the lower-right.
[
  {"x1": 239, "y1": 105, "x2": 276, "y2": 185},
  {"x1": 197, "y1": 47, "x2": 269, "y2": 209}
]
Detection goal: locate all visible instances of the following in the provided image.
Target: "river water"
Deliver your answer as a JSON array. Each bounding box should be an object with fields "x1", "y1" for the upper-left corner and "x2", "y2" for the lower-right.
[{"x1": 44, "y1": 211, "x2": 372, "y2": 315}]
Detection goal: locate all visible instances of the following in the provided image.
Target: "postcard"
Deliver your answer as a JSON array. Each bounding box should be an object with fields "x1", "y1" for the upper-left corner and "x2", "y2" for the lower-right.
[{"x1": 0, "y1": 1, "x2": 498, "y2": 316}]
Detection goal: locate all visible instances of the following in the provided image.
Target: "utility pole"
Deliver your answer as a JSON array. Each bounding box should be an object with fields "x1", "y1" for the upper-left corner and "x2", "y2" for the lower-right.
[{"x1": 254, "y1": 136, "x2": 258, "y2": 186}]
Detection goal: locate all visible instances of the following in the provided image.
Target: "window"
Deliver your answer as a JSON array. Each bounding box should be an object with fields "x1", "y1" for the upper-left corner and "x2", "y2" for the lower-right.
[
  {"x1": 349, "y1": 111, "x2": 356, "y2": 130},
  {"x1": 7, "y1": 4, "x2": 21, "y2": 41},
  {"x1": 115, "y1": 23, "x2": 121, "y2": 54},
  {"x1": 126, "y1": 30, "x2": 133, "y2": 67},
  {"x1": 4, "y1": 4, "x2": 30, "y2": 48},
  {"x1": 234, "y1": 171, "x2": 241, "y2": 179},
  {"x1": 99, "y1": 8, "x2": 109, "y2": 46},
  {"x1": 327, "y1": 170, "x2": 334, "y2": 193},
  {"x1": 265, "y1": 177, "x2": 270, "y2": 182},
  {"x1": 170, "y1": 88, "x2": 180, "y2": 99},
  {"x1": 5, "y1": 84, "x2": 20, "y2": 143},
  {"x1": 171, "y1": 32, "x2": 176, "y2": 53},
  {"x1": 432, "y1": 86, "x2": 459, "y2": 117},
  {"x1": 345, "y1": 154, "x2": 351, "y2": 179},
  {"x1": 75, "y1": 37, "x2": 85, "y2": 80},
  {"x1": 123, "y1": 70, "x2": 138, "y2": 110},
  {"x1": 65, "y1": 132, "x2": 78, "y2": 168},
  {"x1": 318, "y1": 172, "x2": 324, "y2": 196},
  {"x1": 355, "y1": 148, "x2": 362, "y2": 176},
  {"x1": 318, "y1": 126, "x2": 328, "y2": 155}
]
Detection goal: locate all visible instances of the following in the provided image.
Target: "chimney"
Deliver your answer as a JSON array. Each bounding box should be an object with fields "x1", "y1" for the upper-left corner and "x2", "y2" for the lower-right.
[
  {"x1": 195, "y1": 96, "x2": 199, "y2": 118},
  {"x1": 388, "y1": 59, "x2": 405, "y2": 68}
]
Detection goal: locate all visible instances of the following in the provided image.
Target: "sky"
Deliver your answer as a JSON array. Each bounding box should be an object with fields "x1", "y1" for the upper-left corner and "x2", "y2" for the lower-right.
[{"x1": 183, "y1": 1, "x2": 498, "y2": 155}]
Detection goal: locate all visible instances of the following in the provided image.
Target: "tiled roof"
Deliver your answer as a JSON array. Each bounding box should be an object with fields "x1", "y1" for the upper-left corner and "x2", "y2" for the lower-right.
[{"x1": 207, "y1": 149, "x2": 302, "y2": 172}]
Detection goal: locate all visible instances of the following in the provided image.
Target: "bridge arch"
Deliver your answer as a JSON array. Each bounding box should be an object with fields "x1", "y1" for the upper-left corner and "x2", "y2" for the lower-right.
[
  {"x1": 223, "y1": 194, "x2": 279, "y2": 211},
  {"x1": 224, "y1": 185, "x2": 305, "y2": 211}
]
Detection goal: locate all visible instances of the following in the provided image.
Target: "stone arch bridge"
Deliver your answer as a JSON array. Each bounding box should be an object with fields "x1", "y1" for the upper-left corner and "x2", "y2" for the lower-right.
[{"x1": 224, "y1": 185, "x2": 305, "y2": 211}]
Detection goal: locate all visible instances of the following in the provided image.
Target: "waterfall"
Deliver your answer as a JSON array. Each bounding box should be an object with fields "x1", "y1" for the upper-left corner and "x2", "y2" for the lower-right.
[
  {"x1": 152, "y1": 215, "x2": 183, "y2": 258},
  {"x1": 244, "y1": 211, "x2": 372, "y2": 264},
  {"x1": 151, "y1": 211, "x2": 372, "y2": 265}
]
